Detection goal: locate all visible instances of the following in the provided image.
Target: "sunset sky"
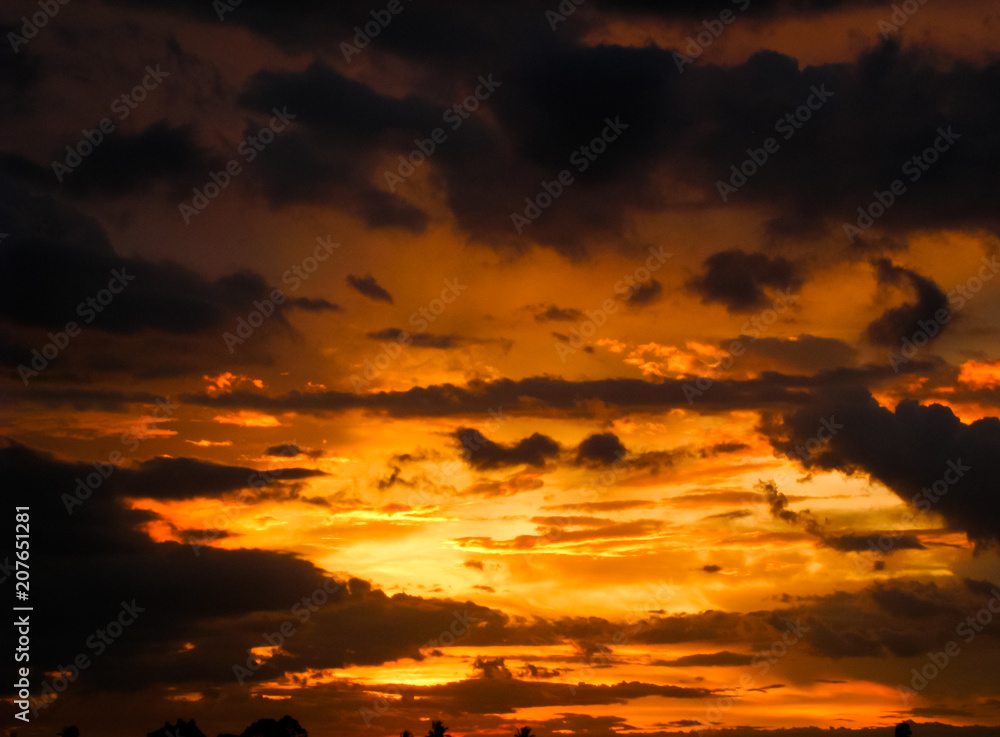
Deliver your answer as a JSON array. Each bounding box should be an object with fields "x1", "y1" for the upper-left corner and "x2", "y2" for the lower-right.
[{"x1": 3, "y1": 1, "x2": 1000, "y2": 737}]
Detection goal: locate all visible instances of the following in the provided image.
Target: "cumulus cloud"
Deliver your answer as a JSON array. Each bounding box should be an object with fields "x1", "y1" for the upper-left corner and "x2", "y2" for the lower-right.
[
  {"x1": 865, "y1": 259, "x2": 950, "y2": 347},
  {"x1": 688, "y1": 250, "x2": 803, "y2": 313},
  {"x1": 761, "y1": 387, "x2": 1000, "y2": 546},
  {"x1": 575, "y1": 432, "x2": 629, "y2": 466},
  {"x1": 455, "y1": 427, "x2": 560, "y2": 469}
]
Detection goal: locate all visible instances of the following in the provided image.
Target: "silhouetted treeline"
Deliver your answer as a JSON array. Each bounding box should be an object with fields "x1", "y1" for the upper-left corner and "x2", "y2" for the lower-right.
[{"x1": 53, "y1": 716, "x2": 534, "y2": 737}]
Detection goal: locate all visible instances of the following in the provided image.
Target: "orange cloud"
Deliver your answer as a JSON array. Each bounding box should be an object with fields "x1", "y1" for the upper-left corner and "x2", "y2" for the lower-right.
[
  {"x1": 204, "y1": 371, "x2": 266, "y2": 394},
  {"x1": 958, "y1": 359, "x2": 1000, "y2": 389},
  {"x1": 213, "y1": 411, "x2": 284, "y2": 427}
]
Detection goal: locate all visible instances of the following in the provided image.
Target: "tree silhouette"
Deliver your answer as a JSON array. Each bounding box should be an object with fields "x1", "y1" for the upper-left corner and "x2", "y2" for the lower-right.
[
  {"x1": 147, "y1": 720, "x2": 206, "y2": 737},
  {"x1": 401, "y1": 731, "x2": 414, "y2": 737},
  {"x1": 58, "y1": 728, "x2": 79, "y2": 737},
  {"x1": 513, "y1": 728, "x2": 534, "y2": 737},
  {"x1": 239, "y1": 717, "x2": 307, "y2": 737},
  {"x1": 426, "y1": 720, "x2": 449, "y2": 737}
]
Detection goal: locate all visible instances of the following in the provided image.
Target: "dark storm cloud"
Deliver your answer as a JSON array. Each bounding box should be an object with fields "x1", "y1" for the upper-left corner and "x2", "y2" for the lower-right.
[
  {"x1": 117, "y1": 0, "x2": 554, "y2": 63},
  {"x1": 787, "y1": 580, "x2": 995, "y2": 660},
  {"x1": 636, "y1": 45, "x2": 993, "y2": 248},
  {"x1": 240, "y1": 63, "x2": 437, "y2": 137},
  {"x1": 575, "y1": 432, "x2": 628, "y2": 466},
  {"x1": 346, "y1": 274, "x2": 394, "y2": 303},
  {"x1": 871, "y1": 585, "x2": 948, "y2": 619},
  {"x1": 0, "y1": 439, "x2": 338, "y2": 691},
  {"x1": 653, "y1": 651, "x2": 754, "y2": 667},
  {"x1": 7, "y1": 358, "x2": 933, "y2": 419},
  {"x1": 111, "y1": 456, "x2": 326, "y2": 500},
  {"x1": 699, "y1": 441, "x2": 750, "y2": 457},
  {"x1": 232, "y1": 62, "x2": 430, "y2": 227},
  {"x1": 242, "y1": 129, "x2": 428, "y2": 231},
  {"x1": 758, "y1": 479, "x2": 926, "y2": 555},
  {"x1": 165, "y1": 34, "x2": 999, "y2": 257},
  {"x1": 0, "y1": 237, "x2": 275, "y2": 334},
  {"x1": 594, "y1": 0, "x2": 881, "y2": 18},
  {"x1": 175, "y1": 360, "x2": 940, "y2": 419},
  {"x1": 518, "y1": 663, "x2": 563, "y2": 679},
  {"x1": 455, "y1": 427, "x2": 560, "y2": 469},
  {"x1": 491, "y1": 44, "x2": 676, "y2": 176},
  {"x1": 105, "y1": 0, "x2": 884, "y2": 68},
  {"x1": 627, "y1": 578, "x2": 1000, "y2": 662},
  {"x1": 824, "y1": 533, "x2": 925, "y2": 553},
  {"x1": 533, "y1": 304, "x2": 585, "y2": 322},
  {"x1": 367, "y1": 328, "x2": 460, "y2": 349},
  {"x1": 442, "y1": 578, "x2": 1000, "y2": 664},
  {"x1": 2, "y1": 120, "x2": 214, "y2": 200},
  {"x1": 472, "y1": 655, "x2": 514, "y2": 680},
  {"x1": 21, "y1": 11, "x2": 1000, "y2": 258},
  {"x1": 55, "y1": 122, "x2": 208, "y2": 196},
  {"x1": 446, "y1": 40, "x2": 1000, "y2": 254},
  {"x1": 723, "y1": 335, "x2": 859, "y2": 375},
  {"x1": 688, "y1": 250, "x2": 803, "y2": 312},
  {"x1": 264, "y1": 444, "x2": 322, "y2": 458},
  {"x1": 289, "y1": 297, "x2": 341, "y2": 312},
  {"x1": 0, "y1": 30, "x2": 40, "y2": 112},
  {"x1": 0, "y1": 179, "x2": 288, "y2": 337},
  {"x1": 625, "y1": 278, "x2": 663, "y2": 306},
  {"x1": 0, "y1": 440, "x2": 514, "y2": 695},
  {"x1": 864, "y1": 258, "x2": 950, "y2": 347},
  {"x1": 181, "y1": 375, "x2": 805, "y2": 415},
  {"x1": 761, "y1": 386, "x2": 1000, "y2": 546},
  {"x1": 440, "y1": 43, "x2": 678, "y2": 257},
  {"x1": 395, "y1": 677, "x2": 712, "y2": 714}
]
